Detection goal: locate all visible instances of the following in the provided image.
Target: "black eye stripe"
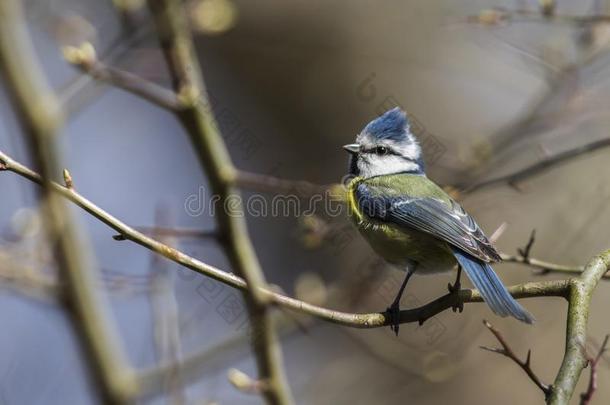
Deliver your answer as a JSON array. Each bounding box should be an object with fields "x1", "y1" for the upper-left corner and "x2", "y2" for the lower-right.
[{"x1": 363, "y1": 146, "x2": 399, "y2": 156}]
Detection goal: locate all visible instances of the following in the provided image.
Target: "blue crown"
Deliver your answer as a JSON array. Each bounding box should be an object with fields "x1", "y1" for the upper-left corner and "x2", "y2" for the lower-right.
[{"x1": 363, "y1": 107, "x2": 411, "y2": 142}]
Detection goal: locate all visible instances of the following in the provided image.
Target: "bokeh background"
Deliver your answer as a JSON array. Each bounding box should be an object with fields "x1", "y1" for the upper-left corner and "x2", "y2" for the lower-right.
[{"x1": 1, "y1": 0, "x2": 610, "y2": 404}]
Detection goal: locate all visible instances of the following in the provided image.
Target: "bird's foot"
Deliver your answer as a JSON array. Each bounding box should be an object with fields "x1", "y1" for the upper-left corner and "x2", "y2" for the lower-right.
[
  {"x1": 447, "y1": 280, "x2": 464, "y2": 313},
  {"x1": 447, "y1": 277, "x2": 460, "y2": 294},
  {"x1": 385, "y1": 302, "x2": 401, "y2": 336}
]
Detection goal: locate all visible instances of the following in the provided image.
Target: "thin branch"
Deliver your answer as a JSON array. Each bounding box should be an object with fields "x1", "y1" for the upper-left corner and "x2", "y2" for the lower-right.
[
  {"x1": 580, "y1": 335, "x2": 609, "y2": 405},
  {"x1": 454, "y1": 7, "x2": 610, "y2": 190},
  {"x1": 481, "y1": 252, "x2": 610, "y2": 405},
  {"x1": 137, "y1": 310, "x2": 307, "y2": 400},
  {"x1": 500, "y1": 252, "x2": 601, "y2": 278},
  {"x1": 0, "y1": 149, "x2": 571, "y2": 327},
  {"x1": 499, "y1": 231, "x2": 609, "y2": 279},
  {"x1": 58, "y1": 20, "x2": 155, "y2": 117},
  {"x1": 63, "y1": 43, "x2": 180, "y2": 110},
  {"x1": 518, "y1": 229, "x2": 536, "y2": 260},
  {"x1": 133, "y1": 226, "x2": 218, "y2": 240},
  {"x1": 0, "y1": 254, "x2": 57, "y2": 300},
  {"x1": 467, "y1": 7, "x2": 610, "y2": 26},
  {"x1": 0, "y1": 1, "x2": 135, "y2": 403},
  {"x1": 5, "y1": 142, "x2": 610, "y2": 403},
  {"x1": 463, "y1": 138, "x2": 610, "y2": 194},
  {"x1": 145, "y1": 1, "x2": 293, "y2": 403},
  {"x1": 481, "y1": 320, "x2": 551, "y2": 397}
]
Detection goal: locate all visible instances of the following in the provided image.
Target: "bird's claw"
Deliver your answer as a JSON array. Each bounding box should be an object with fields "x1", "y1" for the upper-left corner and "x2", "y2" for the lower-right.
[
  {"x1": 386, "y1": 303, "x2": 401, "y2": 336},
  {"x1": 452, "y1": 300, "x2": 464, "y2": 313},
  {"x1": 447, "y1": 281, "x2": 464, "y2": 312},
  {"x1": 447, "y1": 280, "x2": 460, "y2": 294}
]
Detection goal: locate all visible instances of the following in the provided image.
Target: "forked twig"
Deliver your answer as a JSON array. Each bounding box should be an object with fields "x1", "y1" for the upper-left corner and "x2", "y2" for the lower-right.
[{"x1": 481, "y1": 320, "x2": 552, "y2": 398}]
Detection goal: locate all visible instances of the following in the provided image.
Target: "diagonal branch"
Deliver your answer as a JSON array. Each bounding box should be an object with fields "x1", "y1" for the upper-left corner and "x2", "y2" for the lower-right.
[
  {"x1": 0, "y1": 149, "x2": 571, "y2": 327},
  {"x1": 481, "y1": 320, "x2": 551, "y2": 398},
  {"x1": 463, "y1": 138, "x2": 610, "y2": 194},
  {"x1": 500, "y1": 231, "x2": 609, "y2": 279},
  {"x1": 145, "y1": 1, "x2": 293, "y2": 403},
  {"x1": 0, "y1": 1, "x2": 136, "y2": 403},
  {"x1": 63, "y1": 42, "x2": 180, "y2": 111},
  {"x1": 4, "y1": 144, "x2": 609, "y2": 403}
]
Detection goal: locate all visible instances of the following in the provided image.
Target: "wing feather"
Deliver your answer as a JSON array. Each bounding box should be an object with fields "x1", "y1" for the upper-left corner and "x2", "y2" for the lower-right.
[{"x1": 356, "y1": 183, "x2": 501, "y2": 262}]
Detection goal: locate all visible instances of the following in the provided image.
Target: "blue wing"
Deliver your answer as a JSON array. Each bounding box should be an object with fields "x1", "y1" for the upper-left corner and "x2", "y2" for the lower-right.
[
  {"x1": 356, "y1": 182, "x2": 534, "y2": 323},
  {"x1": 355, "y1": 183, "x2": 500, "y2": 262}
]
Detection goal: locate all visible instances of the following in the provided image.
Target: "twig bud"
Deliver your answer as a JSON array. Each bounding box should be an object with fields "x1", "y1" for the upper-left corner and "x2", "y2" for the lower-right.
[
  {"x1": 63, "y1": 169, "x2": 74, "y2": 189},
  {"x1": 227, "y1": 368, "x2": 265, "y2": 394},
  {"x1": 62, "y1": 42, "x2": 97, "y2": 68}
]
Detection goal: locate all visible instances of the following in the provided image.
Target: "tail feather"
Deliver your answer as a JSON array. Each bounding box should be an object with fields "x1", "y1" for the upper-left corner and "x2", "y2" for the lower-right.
[{"x1": 451, "y1": 248, "x2": 535, "y2": 324}]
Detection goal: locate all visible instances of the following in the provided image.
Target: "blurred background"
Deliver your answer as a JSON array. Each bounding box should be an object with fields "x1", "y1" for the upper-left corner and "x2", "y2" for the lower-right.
[{"x1": 1, "y1": 0, "x2": 610, "y2": 404}]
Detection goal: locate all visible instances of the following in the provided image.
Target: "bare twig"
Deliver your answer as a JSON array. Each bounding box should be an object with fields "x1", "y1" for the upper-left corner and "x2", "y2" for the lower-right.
[
  {"x1": 145, "y1": 0, "x2": 293, "y2": 403},
  {"x1": 481, "y1": 320, "x2": 551, "y2": 397},
  {"x1": 518, "y1": 230, "x2": 537, "y2": 260},
  {"x1": 0, "y1": 1, "x2": 135, "y2": 403},
  {"x1": 3, "y1": 144, "x2": 610, "y2": 403},
  {"x1": 138, "y1": 310, "x2": 308, "y2": 400},
  {"x1": 134, "y1": 226, "x2": 218, "y2": 239},
  {"x1": 580, "y1": 335, "x2": 609, "y2": 405},
  {"x1": 63, "y1": 42, "x2": 180, "y2": 111},
  {"x1": 58, "y1": 20, "x2": 155, "y2": 117},
  {"x1": 4, "y1": 3, "x2": 610, "y2": 403},
  {"x1": 500, "y1": 252, "x2": 601, "y2": 278},
  {"x1": 463, "y1": 138, "x2": 610, "y2": 194},
  {"x1": 0, "y1": 149, "x2": 577, "y2": 324},
  {"x1": 456, "y1": 1, "x2": 610, "y2": 190},
  {"x1": 468, "y1": 8, "x2": 610, "y2": 26},
  {"x1": 500, "y1": 232, "x2": 609, "y2": 280}
]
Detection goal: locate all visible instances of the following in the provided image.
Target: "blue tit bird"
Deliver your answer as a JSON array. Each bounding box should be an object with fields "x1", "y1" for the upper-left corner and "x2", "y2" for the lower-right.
[{"x1": 343, "y1": 107, "x2": 534, "y2": 335}]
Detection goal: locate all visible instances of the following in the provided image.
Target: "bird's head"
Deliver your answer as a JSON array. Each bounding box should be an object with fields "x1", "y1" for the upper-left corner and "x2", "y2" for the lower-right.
[{"x1": 343, "y1": 107, "x2": 424, "y2": 178}]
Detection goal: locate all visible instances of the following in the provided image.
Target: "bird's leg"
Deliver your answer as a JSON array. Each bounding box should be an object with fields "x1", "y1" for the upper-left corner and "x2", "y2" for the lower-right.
[
  {"x1": 448, "y1": 265, "x2": 463, "y2": 313},
  {"x1": 448, "y1": 265, "x2": 462, "y2": 292},
  {"x1": 386, "y1": 267, "x2": 415, "y2": 336}
]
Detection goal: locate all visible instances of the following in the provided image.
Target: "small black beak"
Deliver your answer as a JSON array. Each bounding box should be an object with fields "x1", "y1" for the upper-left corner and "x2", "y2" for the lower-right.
[{"x1": 343, "y1": 143, "x2": 360, "y2": 154}]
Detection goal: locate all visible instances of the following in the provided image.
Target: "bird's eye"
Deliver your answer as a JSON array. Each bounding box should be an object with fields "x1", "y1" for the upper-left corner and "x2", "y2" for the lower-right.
[{"x1": 375, "y1": 146, "x2": 388, "y2": 155}]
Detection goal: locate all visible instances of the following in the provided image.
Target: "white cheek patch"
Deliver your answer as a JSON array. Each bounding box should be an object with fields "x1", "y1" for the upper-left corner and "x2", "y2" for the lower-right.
[
  {"x1": 387, "y1": 139, "x2": 421, "y2": 162},
  {"x1": 357, "y1": 154, "x2": 420, "y2": 178}
]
